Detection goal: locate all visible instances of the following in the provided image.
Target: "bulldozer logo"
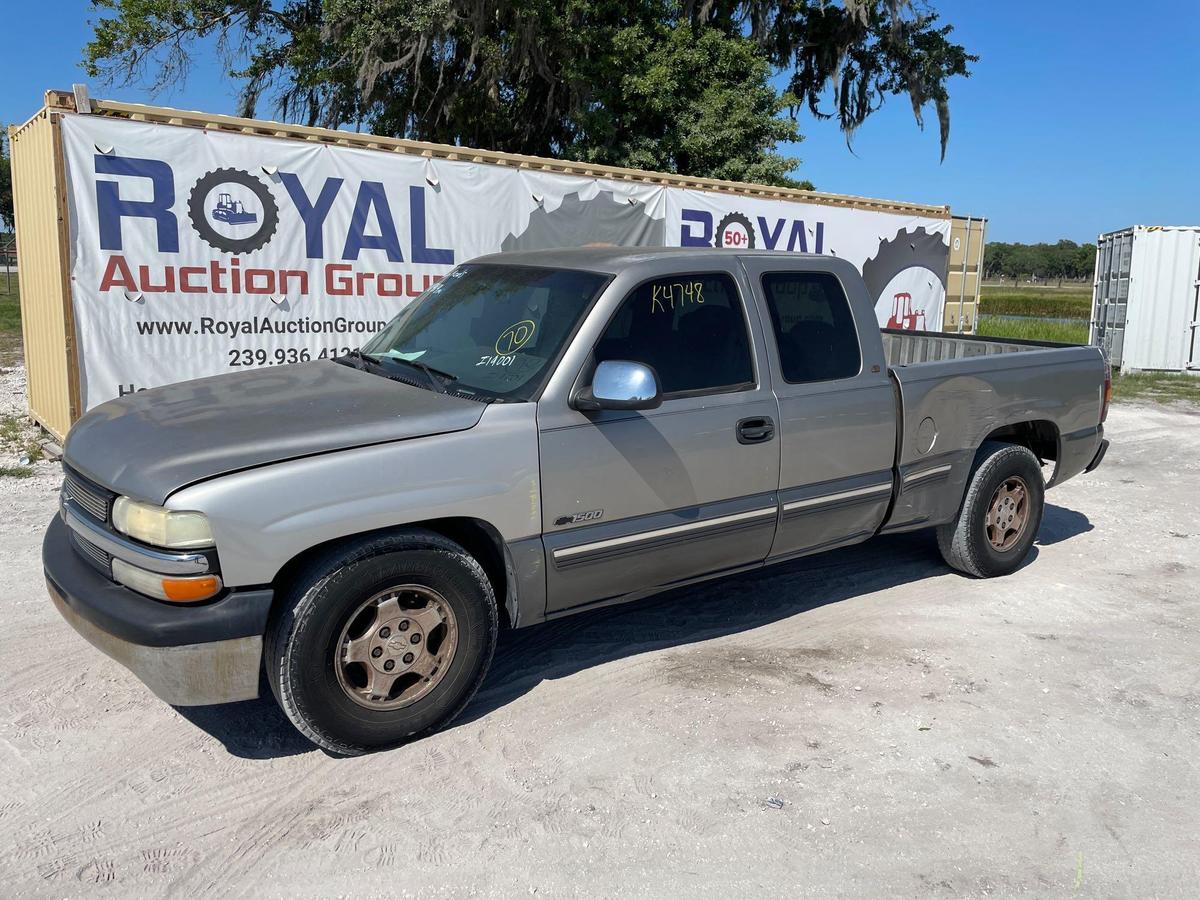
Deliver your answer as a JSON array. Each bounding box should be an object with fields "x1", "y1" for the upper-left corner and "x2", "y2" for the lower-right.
[
  {"x1": 187, "y1": 167, "x2": 280, "y2": 254},
  {"x1": 886, "y1": 292, "x2": 925, "y2": 330},
  {"x1": 212, "y1": 192, "x2": 257, "y2": 225}
]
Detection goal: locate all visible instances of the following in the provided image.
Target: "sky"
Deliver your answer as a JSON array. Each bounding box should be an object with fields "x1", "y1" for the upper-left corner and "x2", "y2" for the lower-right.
[{"x1": 3, "y1": 1, "x2": 1198, "y2": 244}]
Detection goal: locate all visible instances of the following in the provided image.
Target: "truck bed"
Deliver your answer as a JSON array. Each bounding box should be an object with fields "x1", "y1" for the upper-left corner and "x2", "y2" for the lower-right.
[
  {"x1": 881, "y1": 328, "x2": 1072, "y2": 367},
  {"x1": 878, "y1": 327, "x2": 1107, "y2": 534}
]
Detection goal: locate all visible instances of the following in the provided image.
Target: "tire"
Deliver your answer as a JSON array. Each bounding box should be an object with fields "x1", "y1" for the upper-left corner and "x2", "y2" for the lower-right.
[
  {"x1": 936, "y1": 441, "x2": 1045, "y2": 578},
  {"x1": 265, "y1": 530, "x2": 498, "y2": 755}
]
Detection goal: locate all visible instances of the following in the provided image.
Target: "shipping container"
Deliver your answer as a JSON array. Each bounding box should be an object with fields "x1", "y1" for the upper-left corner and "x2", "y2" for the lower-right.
[
  {"x1": 945, "y1": 215, "x2": 988, "y2": 333},
  {"x1": 1091, "y1": 225, "x2": 1200, "y2": 373}
]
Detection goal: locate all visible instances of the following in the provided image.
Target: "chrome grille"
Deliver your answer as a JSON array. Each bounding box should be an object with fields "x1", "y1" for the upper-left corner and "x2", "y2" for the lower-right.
[
  {"x1": 63, "y1": 469, "x2": 113, "y2": 523},
  {"x1": 71, "y1": 532, "x2": 113, "y2": 578}
]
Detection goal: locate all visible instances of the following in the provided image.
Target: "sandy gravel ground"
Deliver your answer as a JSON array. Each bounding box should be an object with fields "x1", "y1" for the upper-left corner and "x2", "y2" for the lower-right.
[{"x1": 0, "y1": 389, "x2": 1197, "y2": 898}]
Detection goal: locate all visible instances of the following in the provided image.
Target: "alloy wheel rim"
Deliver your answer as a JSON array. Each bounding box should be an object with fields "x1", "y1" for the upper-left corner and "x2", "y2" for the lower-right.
[
  {"x1": 334, "y1": 584, "x2": 458, "y2": 710},
  {"x1": 985, "y1": 476, "x2": 1030, "y2": 552}
]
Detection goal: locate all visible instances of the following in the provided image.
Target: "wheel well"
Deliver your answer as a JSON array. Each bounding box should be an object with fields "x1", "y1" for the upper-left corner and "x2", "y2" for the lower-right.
[
  {"x1": 981, "y1": 420, "x2": 1059, "y2": 464},
  {"x1": 270, "y1": 518, "x2": 512, "y2": 630}
]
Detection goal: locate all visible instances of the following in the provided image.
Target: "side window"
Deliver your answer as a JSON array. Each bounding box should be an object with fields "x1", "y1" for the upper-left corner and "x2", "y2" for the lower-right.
[
  {"x1": 594, "y1": 273, "x2": 754, "y2": 396},
  {"x1": 761, "y1": 272, "x2": 862, "y2": 383}
]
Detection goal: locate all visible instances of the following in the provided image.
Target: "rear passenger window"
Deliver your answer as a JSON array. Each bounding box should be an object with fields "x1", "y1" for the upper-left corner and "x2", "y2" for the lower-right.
[
  {"x1": 594, "y1": 273, "x2": 754, "y2": 396},
  {"x1": 761, "y1": 272, "x2": 862, "y2": 383}
]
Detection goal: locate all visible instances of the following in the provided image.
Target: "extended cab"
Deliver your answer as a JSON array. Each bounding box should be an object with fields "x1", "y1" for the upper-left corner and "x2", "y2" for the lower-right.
[{"x1": 44, "y1": 249, "x2": 1110, "y2": 754}]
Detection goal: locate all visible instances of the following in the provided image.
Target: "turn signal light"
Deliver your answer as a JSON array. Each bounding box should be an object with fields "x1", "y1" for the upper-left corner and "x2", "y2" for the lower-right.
[
  {"x1": 112, "y1": 559, "x2": 222, "y2": 603},
  {"x1": 162, "y1": 576, "x2": 222, "y2": 603}
]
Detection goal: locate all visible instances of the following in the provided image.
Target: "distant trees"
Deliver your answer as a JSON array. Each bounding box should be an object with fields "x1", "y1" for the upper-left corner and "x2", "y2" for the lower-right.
[
  {"x1": 0, "y1": 130, "x2": 13, "y2": 234},
  {"x1": 984, "y1": 240, "x2": 1095, "y2": 286}
]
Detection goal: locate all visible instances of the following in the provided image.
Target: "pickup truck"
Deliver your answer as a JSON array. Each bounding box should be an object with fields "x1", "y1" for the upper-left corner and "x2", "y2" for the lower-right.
[{"x1": 44, "y1": 248, "x2": 1110, "y2": 754}]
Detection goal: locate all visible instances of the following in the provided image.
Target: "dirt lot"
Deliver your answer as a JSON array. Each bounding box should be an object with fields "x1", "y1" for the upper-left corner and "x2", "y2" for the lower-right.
[{"x1": 1, "y1": 382, "x2": 1198, "y2": 897}]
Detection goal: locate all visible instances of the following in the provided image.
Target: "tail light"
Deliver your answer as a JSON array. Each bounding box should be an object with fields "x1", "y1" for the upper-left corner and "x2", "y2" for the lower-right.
[{"x1": 1100, "y1": 359, "x2": 1112, "y2": 423}]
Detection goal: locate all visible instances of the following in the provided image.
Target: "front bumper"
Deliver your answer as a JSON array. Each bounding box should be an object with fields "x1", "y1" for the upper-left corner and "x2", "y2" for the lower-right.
[{"x1": 43, "y1": 514, "x2": 272, "y2": 706}]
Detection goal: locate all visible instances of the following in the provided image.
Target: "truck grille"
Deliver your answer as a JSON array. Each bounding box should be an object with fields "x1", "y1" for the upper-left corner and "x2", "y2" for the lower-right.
[
  {"x1": 71, "y1": 532, "x2": 113, "y2": 578},
  {"x1": 63, "y1": 469, "x2": 114, "y2": 523}
]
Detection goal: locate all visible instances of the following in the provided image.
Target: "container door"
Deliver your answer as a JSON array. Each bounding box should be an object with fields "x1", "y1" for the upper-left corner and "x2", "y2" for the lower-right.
[
  {"x1": 1189, "y1": 253, "x2": 1200, "y2": 371},
  {"x1": 1092, "y1": 231, "x2": 1131, "y2": 368}
]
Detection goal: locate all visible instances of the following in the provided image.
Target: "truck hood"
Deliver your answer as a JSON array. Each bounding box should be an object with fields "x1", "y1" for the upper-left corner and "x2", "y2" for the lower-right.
[{"x1": 64, "y1": 361, "x2": 486, "y2": 504}]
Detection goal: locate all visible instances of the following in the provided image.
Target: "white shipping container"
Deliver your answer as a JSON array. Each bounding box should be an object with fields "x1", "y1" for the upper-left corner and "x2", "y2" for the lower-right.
[{"x1": 1091, "y1": 225, "x2": 1200, "y2": 373}]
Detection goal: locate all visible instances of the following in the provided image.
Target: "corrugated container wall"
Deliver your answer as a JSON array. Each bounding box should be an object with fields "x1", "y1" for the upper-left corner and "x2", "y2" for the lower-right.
[
  {"x1": 8, "y1": 108, "x2": 78, "y2": 439},
  {"x1": 1091, "y1": 226, "x2": 1200, "y2": 374}
]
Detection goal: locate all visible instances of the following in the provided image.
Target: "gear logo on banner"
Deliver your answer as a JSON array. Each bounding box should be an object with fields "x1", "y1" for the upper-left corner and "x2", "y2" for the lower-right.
[
  {"x1": 500, "y1": 190, "x2": 664, "y2": 251},
  {"x1": 863, "y1": 226, "x2": 949, "y2": 331},
  {"x1": 187, "y1": 167, "x2": 280, "y2": 253},
  {"x1": 714, "y1": 212, "x2": 755, "y2": 249}
]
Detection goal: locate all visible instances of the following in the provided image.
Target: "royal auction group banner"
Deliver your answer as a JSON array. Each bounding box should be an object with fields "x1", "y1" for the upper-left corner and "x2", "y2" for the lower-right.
[{"x1": 62, "y1": 115, "x2": 950, "y2": 410}]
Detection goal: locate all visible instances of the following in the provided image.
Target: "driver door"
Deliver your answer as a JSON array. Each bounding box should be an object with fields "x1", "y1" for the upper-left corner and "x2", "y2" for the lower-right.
[{"x1": 536, "y1": 266, "x2": 781, "y2": 613}]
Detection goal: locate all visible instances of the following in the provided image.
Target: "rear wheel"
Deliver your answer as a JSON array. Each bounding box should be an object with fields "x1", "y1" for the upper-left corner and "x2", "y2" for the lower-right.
[
  {"x1": 266, "y1": 530, "x2": 498, "y2": 755},
  {"x1": 937, "y1": 441, "x2": 1045, "y2": 578}
]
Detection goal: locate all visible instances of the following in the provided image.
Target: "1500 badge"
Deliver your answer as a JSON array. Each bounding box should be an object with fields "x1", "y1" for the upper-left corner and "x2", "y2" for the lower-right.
[{"x1": 554, "y1": 509, "x2": 604, "y2": 526}]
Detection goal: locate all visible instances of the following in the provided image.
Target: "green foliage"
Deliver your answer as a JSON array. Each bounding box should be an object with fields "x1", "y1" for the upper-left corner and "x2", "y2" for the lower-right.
[
  {"x1": 984, "y1": 240, "x2": 1096, "y2": 283},
  {"x1": 0, "y1": 465, "x2": 34, "y2": 479},
  {"x1": 1, "y1": 410, "x2": 44, "y2": 466},
  {"x1": 565, "y1": 23, "x2": 807, "y2": 186},
  {"x1": 0, "y1": 130, "x2": 13, "y2": 233},
  {"x1": 975, "y1": 315, "x2": 1089, "y2": 345},
  {"x1": 83, "y1": 0, "x2": 974, "y2": 185},
  {"x1": 0, "y1": 415, "x2": 20, "y2": 444},
  {"x1": 0, "y1": 273, "x2": 20, "y2": 334},
  {"x1": 980, "y1": 287, "x2": 1091, "y2": 320},
  {"x1": 1112, "y1": 371, "x2": 1200, "y2": 406}
]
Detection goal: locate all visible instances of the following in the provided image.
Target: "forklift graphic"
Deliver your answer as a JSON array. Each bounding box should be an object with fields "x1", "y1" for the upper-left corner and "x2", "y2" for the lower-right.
[
  {"x1": 211, "y1": 192, "x2": 258, "y2": 225},
  {"x1": 886, "y1": 292, "x2": 926, "y2": 331}
]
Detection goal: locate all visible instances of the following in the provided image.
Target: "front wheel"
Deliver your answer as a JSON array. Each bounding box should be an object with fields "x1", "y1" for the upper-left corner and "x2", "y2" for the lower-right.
[
  {"x1": 265, "y1": 530, "x2": 498, "y2": 755},
  {"x1": 937, "y1": 441, "x2": 1045, "y2": 578}
]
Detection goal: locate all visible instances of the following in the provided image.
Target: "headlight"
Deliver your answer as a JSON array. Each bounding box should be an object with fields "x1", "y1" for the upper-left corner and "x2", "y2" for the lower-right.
[{"x1": 112, "y1": 497, "x2": 214, "y2": 549}]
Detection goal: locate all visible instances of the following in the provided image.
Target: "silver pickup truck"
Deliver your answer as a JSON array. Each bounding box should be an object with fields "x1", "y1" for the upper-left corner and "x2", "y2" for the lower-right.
[{"x1": 44, "y1": 248, "x2": 1110, "y2": 754}]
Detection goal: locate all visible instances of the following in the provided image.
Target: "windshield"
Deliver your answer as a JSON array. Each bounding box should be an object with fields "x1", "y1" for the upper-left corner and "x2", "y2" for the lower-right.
[{"x1": 360, "y1": 264, "x2": 609, "y2": 401}]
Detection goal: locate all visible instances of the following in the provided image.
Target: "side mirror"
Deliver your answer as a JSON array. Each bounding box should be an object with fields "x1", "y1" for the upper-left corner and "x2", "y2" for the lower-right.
[{"x1": 573, "y1": 360, "x2": 662, "y2": 411}]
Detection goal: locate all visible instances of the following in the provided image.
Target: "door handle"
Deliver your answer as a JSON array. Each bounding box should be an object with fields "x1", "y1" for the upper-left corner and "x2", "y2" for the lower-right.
[{"x1": 736, "y1": 416, "x2": 775, "y2": 445}]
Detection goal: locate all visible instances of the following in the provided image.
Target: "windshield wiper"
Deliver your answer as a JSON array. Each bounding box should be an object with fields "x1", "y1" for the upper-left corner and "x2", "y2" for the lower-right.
[
  {"x1": 338, "y1": 348, "x2": 374, "y2": 371},
  {"x1": 339, "y1": 349, "x2": 461, "y2": 395},
  {"x1": 337, "y1": 349, "x2": 419, "y2": 383},
  {"x1": 383, "y1": 356, "x2": 458, "y2": 394}
]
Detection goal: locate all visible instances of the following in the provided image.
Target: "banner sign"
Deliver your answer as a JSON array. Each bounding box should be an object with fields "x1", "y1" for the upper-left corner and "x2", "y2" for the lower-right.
[
  {"x1": 665, "y1": 192, "x2": 952, "y2": 332},
  {"x1": 61, "y1": 115, "x2": 949, "y2": 410}
]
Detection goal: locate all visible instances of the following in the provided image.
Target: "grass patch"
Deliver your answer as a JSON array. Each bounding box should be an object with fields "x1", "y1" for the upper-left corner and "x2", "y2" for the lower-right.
[
  {"x1": 0, "y1": 465, "x2": 33, "y2": 479},
  {"x1": 976, "y1": 315, "x2": 1089, "y2": 344},
  {"x1": 0, "y1": 414, "x2": 44, "y2": 462},
  {"x1": 0, "y1": 273, "x2": 19, "y2": 335},
  {"x1": 0, "y1": 414, "x2": 20, "y2": 443},
  {"x1": 1112, "y1": 371, "x2": 1200, "y2": 406},
  {"x1": 980, "y1": 285, "x2": 1092, "y2": 320}
]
